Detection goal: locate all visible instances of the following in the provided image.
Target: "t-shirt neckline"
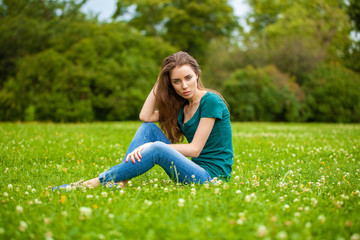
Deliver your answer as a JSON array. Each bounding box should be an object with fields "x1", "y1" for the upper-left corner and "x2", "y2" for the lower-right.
[{"x1": 182, "y1": 91, "x2": 210, "y2": 125}]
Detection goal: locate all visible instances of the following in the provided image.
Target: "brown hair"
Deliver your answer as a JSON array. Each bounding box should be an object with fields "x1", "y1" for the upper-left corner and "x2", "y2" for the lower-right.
[{"x1": 155, "y1": 51, "x2": 227, "y2": 143}]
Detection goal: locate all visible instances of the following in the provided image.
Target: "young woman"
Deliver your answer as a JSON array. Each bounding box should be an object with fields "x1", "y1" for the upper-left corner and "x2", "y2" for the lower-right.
[{"x1": 53, "y1": 51, "x2": 233, "y2": 190}]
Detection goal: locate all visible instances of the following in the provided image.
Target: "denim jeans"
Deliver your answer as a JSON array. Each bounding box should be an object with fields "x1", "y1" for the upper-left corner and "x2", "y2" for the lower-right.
[{"x1": 99, "y1": 122, "x2": 212, "y2": 184}]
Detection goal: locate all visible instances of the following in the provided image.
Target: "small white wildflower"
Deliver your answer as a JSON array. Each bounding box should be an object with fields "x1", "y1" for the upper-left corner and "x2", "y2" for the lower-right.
[
  {"x1": 351, "y1": 233, "x2": 360, "y2": 240},
  {"x1": 144, "y1": 200, "x2": 153, "y2": 206},
  {"x1": 318, "y1": 214, "x2": 326, "y2": 224},
  {"x1": 101, "y1": 192, "x2": 108, "y2": 197},
  {"x1": 3, "y1": 192, "x2": 8, "y2": 197},
  {"x1": 204, "y1": 183, "x2": 209, "y2": 189},
  {"x1": 86, "y1": 195, "x2": 94, "y2": 199},
  {"x1": 214, "y1": 188, "x2": 220, "y2": 194},
  {"x1": 234, "y1": 176, "x2": 240, "y2": 181},
  {"x1": 34, "y1": 199, "x2": 42, "y2": 204},
  {"x1": 257, "y1": 225, "x2": 268, "y2": 237},
  {"x1": 16, "y1": 205, "x2": 23, "y2": 214},
  {"x1": 8, "y1": 184, "x2": 13, "y2": 190},
  {"x1": 236, "y1": 219, "x2": 244, "y2": 225},
  {"x1": 191, "y1": 175, "x2": 195, "y2": 179},
  {"x1": 119, "y1": 190, "x2": 124, "y2": 195},
  {"x1": 108, "y1": 213, "x2": 114, "y2": 219},
  {"x1": 154, "y1": 184, "x2": 158, "y2": 189},
  {"x1": 283, "y1": 204, "x2": 290, "y2": 210},
  {"x1": 305, "y1": 222, "x2": 312, "y2": 228},
  {"x1": 25, "y1": 191, "x2": 29, "y2": 195},
  {"x1": 27, "y1": 185, "x2": 31, "y2": 190},
  {"x1": 236, "y1": 190, "x2": 241, "y2": 194},
  {"x1": 164, "y1": 188, "x2": 168, "y2": 193},
  {"x1": 276, "y1": 231, "x2": 288, "y2": 240},
  {"x1": 18, "y1": 221, "x2": 28, "y2": 232},
  {"x1": 178, "y1": 198, "x2": 185, "y2": 207},
  {"x1": 245, "y1": 195, "x2": 251, "y2": 202},
  {"x1": 79, "y1": 206, "x2": 92, "y2": 219}
]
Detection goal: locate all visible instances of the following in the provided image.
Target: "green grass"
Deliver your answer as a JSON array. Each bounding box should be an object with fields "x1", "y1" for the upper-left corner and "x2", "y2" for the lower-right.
[{"x1": 0, "y1": 122, "x2": 359, "y2": 239}]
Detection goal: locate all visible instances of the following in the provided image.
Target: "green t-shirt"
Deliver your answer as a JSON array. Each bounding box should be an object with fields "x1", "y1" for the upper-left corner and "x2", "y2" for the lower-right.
[{"x1": 178, "y1": 91, "x2": 234, "y2": 180}]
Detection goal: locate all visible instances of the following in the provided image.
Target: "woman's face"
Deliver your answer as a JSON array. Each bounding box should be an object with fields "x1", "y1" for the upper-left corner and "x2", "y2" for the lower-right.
[{"x1": 169, "y1": 64, "x2": 199, "y2": 100}]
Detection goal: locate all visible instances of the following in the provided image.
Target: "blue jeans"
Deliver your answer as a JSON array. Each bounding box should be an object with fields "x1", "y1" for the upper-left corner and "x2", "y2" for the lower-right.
[{"x1": 99, "y1": 122, "x2": 212, "y2": 184}]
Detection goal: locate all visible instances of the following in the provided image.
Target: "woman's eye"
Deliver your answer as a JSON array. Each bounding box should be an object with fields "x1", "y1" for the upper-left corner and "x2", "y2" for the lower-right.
[{"x1": 186, "y1": 75, "x2": 192, "y2": 80}]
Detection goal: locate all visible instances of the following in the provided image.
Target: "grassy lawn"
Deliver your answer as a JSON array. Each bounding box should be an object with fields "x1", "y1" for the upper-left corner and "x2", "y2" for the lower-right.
[{"x1": 0, "y1": 122, "x2": 359, "y2": 239}]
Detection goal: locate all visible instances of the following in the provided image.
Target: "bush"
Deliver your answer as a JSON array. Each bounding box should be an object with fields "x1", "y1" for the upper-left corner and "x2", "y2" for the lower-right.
[
  {"x1": 223, "y1": 65, "x2": 303, "y2": 122},
  {"x1": 303, "y1": 63, "x2": 360, "y2": 123},
  {"x1": 0, "y1": 22, "x2": 176, "y2": 122}
]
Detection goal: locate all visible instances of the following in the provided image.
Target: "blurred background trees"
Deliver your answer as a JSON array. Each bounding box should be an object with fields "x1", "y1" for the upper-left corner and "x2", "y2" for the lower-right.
[{"x1": 0, "y1": 0, "x2": 359, "y2": 122}]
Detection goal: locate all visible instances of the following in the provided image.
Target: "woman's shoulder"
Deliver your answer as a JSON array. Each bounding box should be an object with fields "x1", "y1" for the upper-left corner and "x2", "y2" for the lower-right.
[{"x1": 202, "y1": 91, "x2": 226, "y2": 106}]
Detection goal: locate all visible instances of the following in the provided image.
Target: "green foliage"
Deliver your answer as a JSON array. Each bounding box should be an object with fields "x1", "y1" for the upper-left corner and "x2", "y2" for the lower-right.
[
  {"x1": 0, "y1": 22, "x2": 175, "y2": 121},
  {"x1": 303, "y1": 63, "x2": 360, "y2": 122},
  {"x1": 113, "y1": 0, "x2": 239, "y2": 60},
  {"x1": 223, "y1": 65, "x2": 303, "y2": 122}
]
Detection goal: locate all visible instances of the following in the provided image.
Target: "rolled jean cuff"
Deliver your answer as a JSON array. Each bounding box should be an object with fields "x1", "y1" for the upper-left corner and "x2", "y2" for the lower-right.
[{"x1": 98, "y1": 171, "x2": 106, "y2": 185}]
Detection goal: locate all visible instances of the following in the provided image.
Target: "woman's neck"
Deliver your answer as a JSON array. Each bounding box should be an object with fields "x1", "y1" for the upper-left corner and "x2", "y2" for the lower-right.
[{"x1": 188, "y1": 89, "x2": 206, "y2": 107}]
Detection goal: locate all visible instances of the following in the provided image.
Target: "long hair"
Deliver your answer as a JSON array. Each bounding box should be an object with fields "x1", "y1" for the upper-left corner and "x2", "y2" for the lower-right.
[{"x1": 155, "y1": 51, "x2": 227, "y2": 143}]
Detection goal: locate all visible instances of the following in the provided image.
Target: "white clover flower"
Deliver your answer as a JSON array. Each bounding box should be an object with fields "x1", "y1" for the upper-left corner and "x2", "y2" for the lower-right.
[
  {"x1": 154, "y1": 184, "x2": 158, "y2": 189},
  {"x1": 137, "y1": 187, "x2": 141, "y2": 191},
  {"x1": 86, "y1": 195, "x2": 94, "y2": 199},
  {"x1": 236, "y1": 190, "x2": 241, "y2": 194},
  {"x1": 16, "y1": 205, "x2": 23, "y2": 214},
  {"x1": 257, "y1": 225, "x2": 268, "y2": 237},
  {"x1": 276, "y1": 231, "x2": 288, "y2": 240},
  {"x1": 351, "y1": 233, "x2": 360, "y2": 240},
  {"x1": 178, "y1": 198, "x2": 185, "y2": 207},
  {"x1": 204, "y1": 183, "x2": 209, "y2": 189},
  {"x1": 245, "y1": 195, "x2": 251, "y2": 202},
  {"x1": 206, "y1": 216, "x2": 212, "y2": 222},
  {"x1": 8, "y1": 184, "x2": 13, "y2": 190},
  {"x1": 144, "y1": 200, "x2": 153, "y2": 206},
  {"x1": 34, "y1": 199, "x2": 42, "y2": 204},
  {"x1": 18, "y1": 221, "x2": 27, "y2": 232},
  {"x1": 27, "y1": 185, "x2": 31, "y2": 190},
  {"x1": 108, "y1": 213, "x2": 114, "y2": 219},
  {"x1": 234, "y1": 176, "x2": 240, "y2": 181},
  {"x1": 79, "y1": 207, "x2": 92, "y2": 219},
  {"x1": 25, "y1": 191, "x2": 29, "y2": 195},
  {"x1": 283, "y1": 204, "x2": 290, "y2": 210},
  {"x1": 236, "y1": 219, "x2": 244, "y2": 225},
  {"x1": 31, "y1": 188, "x2": 36, "y2": 193},
  {"x1": 119, "y1": 190, "x2": 124, "y2": 195},
  {"x1": 3, "y1": 192, "x2": 8, "y2": 197},
  {"x1": 45, "y1": 231, "x2": 53, "y2": 240},
  {"x1": 164, "y1": 188, "x2": 168, "y2": 193},
  {"x1": 101, "y1": 192, "x2": 108, "y2": 197},
  {"x1": 318, "y1": 214, "x2": 326, "y2": 224},
  {"x1": 214, "y1": 188, "x2": 220, "y2": 194}
]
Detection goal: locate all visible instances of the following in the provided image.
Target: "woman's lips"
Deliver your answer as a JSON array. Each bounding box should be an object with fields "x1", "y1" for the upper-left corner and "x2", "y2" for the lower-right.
[{"x1": 183, "y1": 91, "x2": 191, "y2": 96}]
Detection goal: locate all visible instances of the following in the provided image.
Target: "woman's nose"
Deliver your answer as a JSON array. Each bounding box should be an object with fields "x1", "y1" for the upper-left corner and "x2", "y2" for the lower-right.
[{"x1": 182, "y1": 81, "x2": 188, "y2": 89}]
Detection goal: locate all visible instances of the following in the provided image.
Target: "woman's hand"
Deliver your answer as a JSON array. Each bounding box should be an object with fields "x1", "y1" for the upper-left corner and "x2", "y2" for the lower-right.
[{"x1": 125, "y1": 142, "x2": 153, "y2": 164}]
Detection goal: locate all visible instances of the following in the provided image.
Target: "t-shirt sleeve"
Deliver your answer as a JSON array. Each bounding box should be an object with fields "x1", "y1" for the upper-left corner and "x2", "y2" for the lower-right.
[{"x1": 200, "y1": 93, "x2": 224, "y2": 120}]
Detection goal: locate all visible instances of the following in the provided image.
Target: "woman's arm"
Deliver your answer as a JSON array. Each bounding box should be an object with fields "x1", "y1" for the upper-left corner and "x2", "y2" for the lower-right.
[
  {"x1": 170, "y1": 117, "x2": 215, "y2": 158},
  {"x1": 125, "y1": 118, "x2": 216, "y2": 163},
  {"x1": 139, "y1": 85, "x2": 159, "y2": 122}
]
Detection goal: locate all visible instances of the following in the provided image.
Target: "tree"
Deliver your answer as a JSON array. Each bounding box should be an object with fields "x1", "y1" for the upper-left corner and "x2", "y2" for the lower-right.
[{"x1": 112, "y1": 0, "x2": 239, "y2": 61}]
